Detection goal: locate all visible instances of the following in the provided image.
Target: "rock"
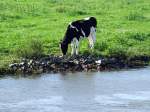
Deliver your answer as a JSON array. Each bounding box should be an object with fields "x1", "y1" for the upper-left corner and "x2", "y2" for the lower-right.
[
  {"x1": 95, "y1": 60, "x2": 102, "y2": 65},
  {"x1": 67, "y1": 61, "x2": 76, "y2": 67},
  {"x1": 7, "y1": 55, "x2": 149, "y2": 75},
  {"x1": 73, "y1": 59, "x2": 79, "y2": 65},
  {"x1": 50, "y1": 64, "x2": 56, "y2": 69},
  {"x1": 28, "y1": 59, "x2": 33, "y2": 66},
  {"x1": 9, "y1": 63, "x2": 19, "y2": 71},
  {"x1": 74, "y1": 64, "x2": 83, "y2": 71}
]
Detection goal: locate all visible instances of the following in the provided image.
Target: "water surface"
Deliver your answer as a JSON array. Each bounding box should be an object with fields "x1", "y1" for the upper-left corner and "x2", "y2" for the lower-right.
[{"x1": 0, "y1": 67, "x2": 150, "y2": 112}]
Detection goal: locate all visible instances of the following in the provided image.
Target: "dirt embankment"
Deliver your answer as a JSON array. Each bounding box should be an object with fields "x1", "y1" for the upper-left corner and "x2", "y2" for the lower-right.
[{"x1": 0, "y1": 55, "x2": 149, "y2": 75}]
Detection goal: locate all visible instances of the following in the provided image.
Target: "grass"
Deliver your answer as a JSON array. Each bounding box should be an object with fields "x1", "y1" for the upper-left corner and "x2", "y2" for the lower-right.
[
  {"x1": 0, "y1": 0, "x2": 150, "y2": 68},
  {"x1": 14, "y1": 39, "x2": 44, "y2": 58}
]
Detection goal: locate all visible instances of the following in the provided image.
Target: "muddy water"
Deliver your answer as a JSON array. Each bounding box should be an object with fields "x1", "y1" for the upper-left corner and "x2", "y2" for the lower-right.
[{"x1": 0, "y1": 67, "x2": 150, "y2": 112}]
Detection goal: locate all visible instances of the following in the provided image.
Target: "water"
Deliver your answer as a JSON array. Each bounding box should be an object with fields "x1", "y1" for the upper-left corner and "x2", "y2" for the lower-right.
[{"x1": 0, "y1": 67, "x2": 150, "y2": 112}]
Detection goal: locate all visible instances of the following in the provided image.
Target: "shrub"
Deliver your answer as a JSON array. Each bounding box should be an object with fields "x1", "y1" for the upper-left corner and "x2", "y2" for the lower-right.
[
  {"x1": 56, "y1": 6, "x2": 67, "y2": 13},
  {"x1": 94, "y1": 41, "x2": 108, "y2": 51},
  {"x1": 127, "y1": 33, "x2": 149, "y2": 41},
  {"x1": 15, "y1": 39, "x2": 44, "y2": 58},
  {"x1": 126, "y1": 12, "x2": 146, "y2": 21},
  {"x1": 107, "y1": 43, "x2": 127, "y2": 58},
  {"x1": 56, "y1": 6, "x2": 88, "y2": 16},
  {"x1": 127, "y1": 44, "x2": 150, "y2": 58},
  {"x1": 81, "y1": 49, "x2": 91, "y2": 56}
]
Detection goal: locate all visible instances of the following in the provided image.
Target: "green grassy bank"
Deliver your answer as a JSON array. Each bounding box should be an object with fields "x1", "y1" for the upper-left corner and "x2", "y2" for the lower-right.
[{"x1": 0, "y1": 0, "x2": 150, "y2": 69}]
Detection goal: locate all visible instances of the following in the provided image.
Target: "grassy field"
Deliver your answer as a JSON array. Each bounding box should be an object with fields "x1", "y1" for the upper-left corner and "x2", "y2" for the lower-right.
[{"x1": 0, "y1": 0, "x2": 150, "y2": 68}]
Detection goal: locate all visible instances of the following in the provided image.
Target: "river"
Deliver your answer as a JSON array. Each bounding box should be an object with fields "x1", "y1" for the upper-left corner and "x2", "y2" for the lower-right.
[{"x1": 0, "y1": 67, "x2": 150, "y2": 112}]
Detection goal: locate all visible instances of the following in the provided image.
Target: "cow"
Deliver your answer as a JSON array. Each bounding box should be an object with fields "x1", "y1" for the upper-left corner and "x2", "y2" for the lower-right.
[{"x1": 60, "y1": 17, "x2": 97, "y2": 56}]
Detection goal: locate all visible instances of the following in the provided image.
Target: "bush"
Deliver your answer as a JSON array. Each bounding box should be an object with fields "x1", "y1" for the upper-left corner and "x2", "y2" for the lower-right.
[
  {"x1": 127, "y1": 33, "x2": 150, "y2": 41},
  {"x1": 56, "y1": 6, "x2": 88, "y2": 16},
  {"x1": 126, "y1": 12, "x2": 146, "y2": 21},
  {"x1": 107, "y1": 43, "x2": 127, "y2": 58},
  {"x1": 15, "y1": 39, "x2": 44, "y2": 58},
  {"x1": 56, "y1": 6, "x2": 67, "y2": 13},
  {"x1": 127, "y1": 45, "x2": 150, "y2": 58},
  {"x1": 94, "y1": 41, "x2": 108, "y2": 51}
]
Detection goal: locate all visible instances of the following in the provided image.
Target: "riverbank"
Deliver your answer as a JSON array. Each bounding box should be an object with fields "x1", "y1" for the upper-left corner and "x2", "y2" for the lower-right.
[
  {"x1": 0, "y1": 0, "x2": 150, "y2": 76},
  {"x1": 0, "y1": 55, "x2": 149, "y2": 75}
]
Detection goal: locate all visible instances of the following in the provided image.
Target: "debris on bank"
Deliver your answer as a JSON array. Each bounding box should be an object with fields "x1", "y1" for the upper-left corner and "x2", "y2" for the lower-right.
[{"x1": 0, "y1": 55, "x2": 149, "y2": 75}]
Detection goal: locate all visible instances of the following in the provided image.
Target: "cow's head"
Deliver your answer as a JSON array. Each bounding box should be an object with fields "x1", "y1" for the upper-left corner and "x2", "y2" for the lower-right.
[{"x1": 60, "y1": 41, "x2": 68, "y2": 56}]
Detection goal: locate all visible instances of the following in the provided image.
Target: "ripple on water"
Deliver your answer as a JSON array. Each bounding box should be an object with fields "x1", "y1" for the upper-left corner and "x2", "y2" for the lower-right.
[
  {"x1": 95, "y1": 91, "x2": 150, "y2": 110},
  {"x1": 0, "y1": 96, "x2": 64, "y2": 112}
]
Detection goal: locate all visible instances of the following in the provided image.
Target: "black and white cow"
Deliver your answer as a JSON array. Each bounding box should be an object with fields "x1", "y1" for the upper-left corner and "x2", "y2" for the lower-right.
[{"x1": 60, "y1": 17, "x2": 97, "y2": 55}]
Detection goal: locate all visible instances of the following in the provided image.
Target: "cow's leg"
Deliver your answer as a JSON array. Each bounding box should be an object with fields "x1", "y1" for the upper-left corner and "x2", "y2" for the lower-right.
[
  {"x1": 75, "y1": 38, "x2": 79, "y2": 55},
  {"x1": 88, "y1": 36, "x2": 94, "y2": 49},
  {"x1": 71, "y1": 38, "x2": 79, "y2": 55},
  {"x1": 71, "y1": 40, "x2": 75, "y2": 55},
  {"x1": 91, "y1": 27, "x2": 96, "y2": 43},
  {"x1": 88, "y1": 27, "x2": 96, "y2": 49}
]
